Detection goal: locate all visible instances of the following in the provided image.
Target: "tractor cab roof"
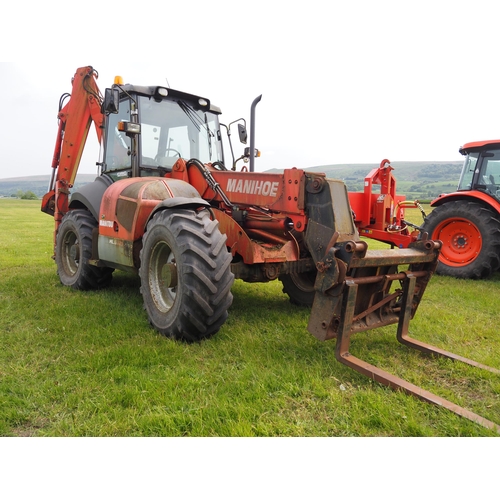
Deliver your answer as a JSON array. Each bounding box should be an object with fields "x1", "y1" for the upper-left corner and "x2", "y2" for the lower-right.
[
  {"x1": 114, "y1": 83, "x2": 222, "y2": 115},
  {"x1": 459, "y1": 139, "x2": 500, "y2": 155}
]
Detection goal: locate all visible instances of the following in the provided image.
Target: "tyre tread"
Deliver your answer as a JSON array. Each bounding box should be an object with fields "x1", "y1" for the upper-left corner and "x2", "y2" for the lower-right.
[
  {"x1": 422, "y1": 200, "x2": 500, "y2": 279},
  {"x1": 139, "y1": 209, "x2": 234, "y2": 341}
]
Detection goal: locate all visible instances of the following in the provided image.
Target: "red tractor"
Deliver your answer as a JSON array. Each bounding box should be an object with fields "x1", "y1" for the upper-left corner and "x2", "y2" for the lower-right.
[
  {"x1": 421, "y1": 140, "x2": 500, "y2": 279},
  {"x1": 40, "y1": 67, "x2": 500, "y2": 431}
]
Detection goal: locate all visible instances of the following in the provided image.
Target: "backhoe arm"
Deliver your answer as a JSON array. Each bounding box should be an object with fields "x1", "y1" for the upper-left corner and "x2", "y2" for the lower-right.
[{"x1": 41, "y1": 66, "x2": 104, "y2": 235}]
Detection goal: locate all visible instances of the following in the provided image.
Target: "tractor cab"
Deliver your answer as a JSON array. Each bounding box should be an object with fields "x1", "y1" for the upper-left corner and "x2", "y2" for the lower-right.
[
  {"x1": 101, "y1": 82, "x2": 225, "y2": 181},
  {"x1": 458, "y1": 140, "x2": 500, "y2": 202}
]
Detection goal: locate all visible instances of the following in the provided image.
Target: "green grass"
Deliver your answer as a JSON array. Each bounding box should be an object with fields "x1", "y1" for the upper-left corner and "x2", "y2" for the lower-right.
[{"x1": 1, "y1": 199, "x2": 499, "y2": 436}]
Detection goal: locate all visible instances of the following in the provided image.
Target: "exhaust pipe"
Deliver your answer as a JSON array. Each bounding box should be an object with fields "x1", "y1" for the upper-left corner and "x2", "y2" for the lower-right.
[{"x1": 249, "y1": 94, "x2": 262, "y2": 172}]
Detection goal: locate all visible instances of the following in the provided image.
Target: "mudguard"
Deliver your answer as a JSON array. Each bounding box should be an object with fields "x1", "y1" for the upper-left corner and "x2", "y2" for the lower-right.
[{"x1": 69, "y1": 175, "x2": 113, "y2": 221}]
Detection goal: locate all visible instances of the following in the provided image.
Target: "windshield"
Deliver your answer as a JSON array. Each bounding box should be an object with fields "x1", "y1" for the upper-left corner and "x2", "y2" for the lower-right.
[
  {"x1": 139, "y1": 96, "x2": 224, "y2": 170},
  {"x1": 458, "y1": 149, "x2": 500, "y2": 201},
  {"x1": 457, "y1": 152, "x2": 478, "y2": 191}
]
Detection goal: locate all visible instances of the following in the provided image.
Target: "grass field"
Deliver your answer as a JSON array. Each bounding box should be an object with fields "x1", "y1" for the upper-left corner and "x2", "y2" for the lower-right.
[{"x1": 1, "y1": 198, "x2": 499, "y2": 437}]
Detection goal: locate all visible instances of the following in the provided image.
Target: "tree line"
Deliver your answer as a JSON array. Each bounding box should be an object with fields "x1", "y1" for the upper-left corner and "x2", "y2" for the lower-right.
[{"x1": 11, "y1": 190, "x2": 38, "y2": 200}]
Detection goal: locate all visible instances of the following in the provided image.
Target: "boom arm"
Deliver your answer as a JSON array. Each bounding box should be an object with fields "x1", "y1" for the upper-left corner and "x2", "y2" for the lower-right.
[{"x1": 41, "y1": 66, "x2": 104, "y2": 234}]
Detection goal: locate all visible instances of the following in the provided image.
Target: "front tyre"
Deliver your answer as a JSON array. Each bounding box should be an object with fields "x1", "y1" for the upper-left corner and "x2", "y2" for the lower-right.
[
  {"x1": 422, "y1": 201, "x2": 500, "y2": 279},
  {"x1": 139, "y1": 208, "x2": 234, "y2": 342},
  {"x1": 55, "y1": 209, "x2": 114, "y2": 290}
]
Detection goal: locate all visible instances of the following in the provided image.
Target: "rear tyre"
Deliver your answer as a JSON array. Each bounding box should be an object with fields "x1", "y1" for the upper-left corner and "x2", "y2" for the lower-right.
[
  {"x1": 139, "y1": 208, "x2": 234, "y2": 342},
  {"x1": 279, "y1": 229, "x2": 317, "y2": 307},
  {"x1": 55, "y1": 209, "x2": 114, "y2": 290},
  {"x1": 422, "y1": 201, "x2": 500, "y2": 279},
  {"x1": 279, "y1": 271, "x2": 317, "y2": 307}
]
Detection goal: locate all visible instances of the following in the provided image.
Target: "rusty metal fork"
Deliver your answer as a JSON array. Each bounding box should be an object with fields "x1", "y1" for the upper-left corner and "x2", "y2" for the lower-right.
[{"x1": 335, "y1": 273, "x2": 500, "y2": 434}]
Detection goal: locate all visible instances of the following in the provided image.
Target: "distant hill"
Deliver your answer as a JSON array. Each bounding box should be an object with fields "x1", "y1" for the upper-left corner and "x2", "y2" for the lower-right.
[
  {"x1": 267, "y1": 160, "x2": 463, "y2": 200},
  {"x1": 0, "y1": 174, "x2": 98, "y2": 198},
  {"x1": 0, "y1": 161, "x2": 463, "y2": 201}
]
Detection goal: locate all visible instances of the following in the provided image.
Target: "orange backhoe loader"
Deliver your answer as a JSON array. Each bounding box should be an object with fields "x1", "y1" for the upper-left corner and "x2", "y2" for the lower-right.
[{"x1": 41, "y1": 66, "x2": 500, "y2": 432}]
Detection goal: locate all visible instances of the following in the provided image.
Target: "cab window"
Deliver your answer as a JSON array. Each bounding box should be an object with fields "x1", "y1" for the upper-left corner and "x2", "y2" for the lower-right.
[{"x1": 103, "y1": 99, "x2": 132, "y2": 179}]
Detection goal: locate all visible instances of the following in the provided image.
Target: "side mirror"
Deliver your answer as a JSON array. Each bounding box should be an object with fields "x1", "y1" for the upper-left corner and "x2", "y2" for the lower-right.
[
  {"x1": 103, "y1": 88, "x2": 120, "y2": 115},
  {"x1": 238, "y1": 123, "x2": 248, "y2": 144}
]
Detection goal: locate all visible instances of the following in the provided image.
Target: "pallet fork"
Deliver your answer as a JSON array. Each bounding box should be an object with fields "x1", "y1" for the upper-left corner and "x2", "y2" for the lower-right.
[{"x1": 309, "y1": 237, "x2": 500, "y2": 433}]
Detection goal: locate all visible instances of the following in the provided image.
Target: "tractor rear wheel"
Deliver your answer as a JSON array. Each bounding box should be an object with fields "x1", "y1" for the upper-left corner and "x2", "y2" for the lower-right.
[
  {"x1": 279, "y1": 229, "x2": 317, "y2": 307},
  {"x1": 279, "y1": 271, "x2": 317, "y2": 307},
  {"x1": 139, "y1": 208, "x2": 234, "y2": 342},
  {"x1": 55, "y1": 209, "x2": 114, "y2": 290},
  {"x1": 422, "y1": 201, "x2": 500, "y2": 279}
]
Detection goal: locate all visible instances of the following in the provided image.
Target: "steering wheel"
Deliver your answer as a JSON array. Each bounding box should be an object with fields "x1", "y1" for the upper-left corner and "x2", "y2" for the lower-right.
[
  {"x1": 211, "y1": 161, "x2": 227, "y2": 171},
  {"x1": 165, "y1": 148, "x2": 182, "y2": 158}
]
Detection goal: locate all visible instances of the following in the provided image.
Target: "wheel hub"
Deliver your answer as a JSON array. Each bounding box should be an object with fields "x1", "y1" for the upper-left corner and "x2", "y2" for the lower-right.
[
  {"x1": 453, "y1": 234, "x2": 467, "y2": 249},
  {"x1": 161, "y1": 263, "x2": 178, "y2": 288},
  {"x1": 69, "y1": 243, "x2": 80, "y2": 263},
  {"x1": 435, "y1": 219, "x2": 481, "y2": 266},
  {"x1": 150, "y1": 241, "x2": 177, "y2": 313},
  {"x1": 62, "y1": 232, "x2": 80, "y2": 276}
]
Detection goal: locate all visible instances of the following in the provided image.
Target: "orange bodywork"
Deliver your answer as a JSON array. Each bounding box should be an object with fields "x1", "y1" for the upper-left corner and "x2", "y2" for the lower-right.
[
  {"x1": 97, "y1": 161, "x2": 310, "y2": 268},
  {"x1": 170, "y1": 160, "x2": 307, "y2": 220},
  {"x1": 459, "y1": 139, "x2": 500, "y2": 154},
  {"x1": 98, "y1": 178, "x2": 175, "y2": 242},
  {"x1": 431, "y1": 189, "x2": 500, "y2": 213},
  {"x1": 165, "y1": 160, "x2": 313, "y2": 264}
]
